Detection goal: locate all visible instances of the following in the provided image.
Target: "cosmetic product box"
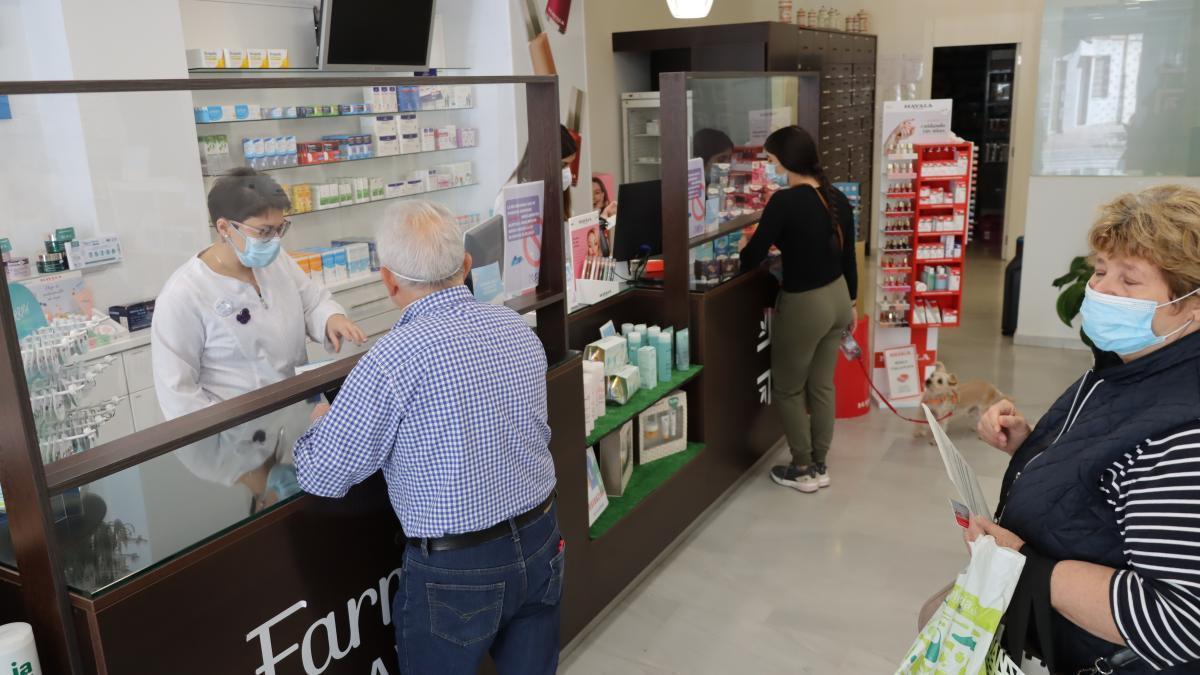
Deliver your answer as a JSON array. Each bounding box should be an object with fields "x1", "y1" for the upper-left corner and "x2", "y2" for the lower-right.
[
  {"x1": 186, "y1": 49, "x2": 224, "y2": 69},
  {"x1": 606, "y1": 365, "x2": 641, "y2": 405},
  {"x1": 597, "y1": 421, "x2": 634, "y2": 496},
  {"x1": 108, "y1": 300, "x2": 156, "y2": 333},
  {"x1": 582, "y1": 360, "x2": 605, "y2": 437},
  {"x1": 637, "y1": 390, "x2": 687, "y2": 464},
  {"x1": 585, "y1": 335, "x2": 628, "y2": 375}
]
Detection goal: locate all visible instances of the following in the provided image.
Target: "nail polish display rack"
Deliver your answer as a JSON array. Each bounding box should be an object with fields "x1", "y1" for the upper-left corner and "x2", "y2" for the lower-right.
[{"x1": 878, "y1": 141, "x2": 973, "y2": 329}]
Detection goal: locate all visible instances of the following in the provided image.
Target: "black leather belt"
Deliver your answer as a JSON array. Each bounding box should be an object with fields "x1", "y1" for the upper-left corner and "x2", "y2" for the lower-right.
[{"x1": 408, "y1": 492, "x2": 556, "y2": 553}]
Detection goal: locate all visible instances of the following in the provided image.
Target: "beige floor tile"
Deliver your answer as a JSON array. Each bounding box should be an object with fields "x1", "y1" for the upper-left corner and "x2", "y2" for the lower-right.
[{"x1": 561, "y1": 253, "x2": 1094, "y2": 673}]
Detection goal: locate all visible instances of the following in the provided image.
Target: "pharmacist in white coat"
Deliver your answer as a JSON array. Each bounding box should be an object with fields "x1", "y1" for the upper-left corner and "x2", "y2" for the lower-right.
[{"x1": 152, "y1": 168, "x2": 365, "y2": 508}]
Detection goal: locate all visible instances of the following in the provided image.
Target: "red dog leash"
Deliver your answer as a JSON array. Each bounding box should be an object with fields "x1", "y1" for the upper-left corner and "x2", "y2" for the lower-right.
[{"x1": 850, "y1": 356, "x2": 953, "y2": 425}]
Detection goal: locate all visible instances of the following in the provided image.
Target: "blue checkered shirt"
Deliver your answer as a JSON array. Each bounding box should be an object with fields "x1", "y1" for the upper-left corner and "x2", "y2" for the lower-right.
[{"x1": 293, "y1": 285, "x2": 556, "y2": 538}]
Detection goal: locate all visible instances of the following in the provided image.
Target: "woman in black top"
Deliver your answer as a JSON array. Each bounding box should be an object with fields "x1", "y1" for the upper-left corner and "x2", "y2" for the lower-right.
[{"x1": 740, "y1": 125, "x2": 857, "y2": 494}]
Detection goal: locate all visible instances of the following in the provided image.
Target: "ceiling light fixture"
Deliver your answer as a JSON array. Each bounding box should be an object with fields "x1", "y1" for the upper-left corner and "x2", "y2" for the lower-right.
[{"x1": 666, "y1": 0, "x2": 714, "y2": 19}]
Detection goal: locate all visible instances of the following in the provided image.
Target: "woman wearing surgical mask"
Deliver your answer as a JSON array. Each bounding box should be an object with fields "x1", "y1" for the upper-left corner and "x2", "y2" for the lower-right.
[
  {"x1": 935, "y1": 185, "x2": 1200, "y2": 673},
  {"x1": 738, "y1": 126, "x2": 857, "y2": 495},
  {"x1": 152, "y1": 168, "x2": 365, "y2": 509}
]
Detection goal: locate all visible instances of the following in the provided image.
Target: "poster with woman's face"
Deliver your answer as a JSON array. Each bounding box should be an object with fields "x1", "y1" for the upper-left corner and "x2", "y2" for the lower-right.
[{"x1": 568, "y1": 210, "x2": 602, "y2": 279}]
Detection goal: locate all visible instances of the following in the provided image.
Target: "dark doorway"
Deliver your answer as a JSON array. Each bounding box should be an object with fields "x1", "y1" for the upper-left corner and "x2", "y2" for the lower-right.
[{"x1": 932, "y1": 44, "x2": 1016, "y2": 258}]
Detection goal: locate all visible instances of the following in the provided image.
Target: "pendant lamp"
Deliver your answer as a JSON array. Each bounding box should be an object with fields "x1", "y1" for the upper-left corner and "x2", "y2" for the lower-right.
[{"x1": 666, "y1": 0, "x2": 714, "y2": 19}]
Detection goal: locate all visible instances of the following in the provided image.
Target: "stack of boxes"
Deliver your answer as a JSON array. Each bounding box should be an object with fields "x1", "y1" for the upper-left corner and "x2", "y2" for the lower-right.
[{"x1": 288, "y1": 241, "x2": 375, "y2": 288}]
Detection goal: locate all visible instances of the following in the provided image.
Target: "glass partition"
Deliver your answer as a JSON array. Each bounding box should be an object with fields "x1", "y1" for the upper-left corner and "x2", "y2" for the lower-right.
[
  {"x1": 0, "y1": 401, "x2": 316, "y2": 595},
  {"x1": 680, "y1": 74, "x2": 817, "y2": 291},
  {"x1": 1034, "y1": 0, "x2": 1200, "y2": 176}
]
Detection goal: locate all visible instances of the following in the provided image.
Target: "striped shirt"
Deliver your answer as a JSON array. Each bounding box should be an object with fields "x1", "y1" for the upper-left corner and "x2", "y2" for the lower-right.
[
  {"x1": 1102, "y1": 420, "x2": 1200, "y2": 670},
  {"x1": 293, "y1": 285, "x2": 556, "y2": 538}
]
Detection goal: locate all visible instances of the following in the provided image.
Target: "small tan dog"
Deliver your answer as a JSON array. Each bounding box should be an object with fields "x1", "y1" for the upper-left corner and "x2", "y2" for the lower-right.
[{"x1": 916, "y1": 362, "x2": 1008, "y2": 440}]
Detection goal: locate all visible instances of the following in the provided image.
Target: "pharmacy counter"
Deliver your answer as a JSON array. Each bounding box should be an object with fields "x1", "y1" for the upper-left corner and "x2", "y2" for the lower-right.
[
  {"x1": 559, "y1": 268, "x2": 782, "y2": 645},
  {"x1": 0, "y1": 355, "x2": 585, "y2": 675}
]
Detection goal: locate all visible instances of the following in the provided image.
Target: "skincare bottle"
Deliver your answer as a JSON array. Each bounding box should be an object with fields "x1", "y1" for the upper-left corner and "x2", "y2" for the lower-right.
[
  {"x1": 637, "y1": 345, "x2": 657, "y2": 390},
  {"x1": 675, "y1": 328, "x2": 690, "y2": 370},
  {"x1": 621, "y1": 323, "x2": 633, "y2": 337},
  {"x1": 627, "y1": 331, "x2": 643, "y2": 365},
  {"x1": 655, "y1": 332, "x2": 672, "y2": 383}
]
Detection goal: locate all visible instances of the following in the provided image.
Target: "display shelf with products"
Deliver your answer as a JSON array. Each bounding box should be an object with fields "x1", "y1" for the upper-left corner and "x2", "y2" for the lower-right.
[
  {"x1": 195, "y1": 105, "x2": 475, "y2": 125},
  {"x1": 589, "y1": 442, "x2": 705, "y2": 539},
  {"x1": 872, "y1": 139, "x2": 972, "y2": 407},
  {"x1": 585, "y1": 366, "x2": 703, "y2": 447}
]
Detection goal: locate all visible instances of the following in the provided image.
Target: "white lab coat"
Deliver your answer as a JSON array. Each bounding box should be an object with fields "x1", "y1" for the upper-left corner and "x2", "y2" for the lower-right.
[{"x1": 151, "y1": 253, "x2": 345, "y2": 486}]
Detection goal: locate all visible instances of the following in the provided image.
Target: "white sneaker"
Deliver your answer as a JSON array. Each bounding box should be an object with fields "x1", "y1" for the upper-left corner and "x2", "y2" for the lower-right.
[
  {"x1": 813, "y1": 462, "x2": 831, "y2": 488},
  {"x1": 770, "y1": 464, "x2": 820, "y2": 493}
]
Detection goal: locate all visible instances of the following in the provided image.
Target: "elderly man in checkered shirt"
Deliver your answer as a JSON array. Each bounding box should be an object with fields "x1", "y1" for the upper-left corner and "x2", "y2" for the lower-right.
[{"x1": 294, "y1": 200, "x2": 562, "y2": 675}]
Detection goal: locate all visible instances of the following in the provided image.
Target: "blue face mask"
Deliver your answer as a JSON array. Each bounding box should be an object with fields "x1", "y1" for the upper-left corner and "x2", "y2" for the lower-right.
[
  {"x1": 766, "y1": 162, "x2": 789, "y2": 187},
  {"x1": 1081, "y1": 284, "x2": 1198, "y2": 355},
  {"x1": 228, "y1": 226, "x2": 282, "y2": 268}
]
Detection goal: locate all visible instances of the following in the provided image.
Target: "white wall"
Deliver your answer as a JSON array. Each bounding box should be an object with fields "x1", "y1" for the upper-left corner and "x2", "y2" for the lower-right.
[
  {"x1": 1014, "y1": 175, "x2": 1200, "y2": 348},
  {"x1": 584, "y1": 1, "x2": 760, "y2": 180}
]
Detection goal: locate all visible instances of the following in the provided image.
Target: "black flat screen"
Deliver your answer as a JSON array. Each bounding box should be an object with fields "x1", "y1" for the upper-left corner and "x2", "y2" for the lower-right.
[{"x1": 323, "y1": 0, "x2": 435, "y2": 69}]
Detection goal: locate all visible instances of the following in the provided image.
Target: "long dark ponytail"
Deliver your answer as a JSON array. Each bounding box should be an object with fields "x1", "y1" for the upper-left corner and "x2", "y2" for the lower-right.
[{"x1": 763, "y1": 125, "x2": 843, "y2": 253}]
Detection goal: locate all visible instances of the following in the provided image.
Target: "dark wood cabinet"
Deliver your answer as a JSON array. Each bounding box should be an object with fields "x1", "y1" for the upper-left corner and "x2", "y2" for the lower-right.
[{"x1": 613, "y1": 21, "x2": 878, "y2": 242}]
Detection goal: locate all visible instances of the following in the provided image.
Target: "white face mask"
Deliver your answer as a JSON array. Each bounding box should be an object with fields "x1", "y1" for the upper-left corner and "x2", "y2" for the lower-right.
[{"x1": 562, "y1": 166, "x2": 573, "y2": 188}]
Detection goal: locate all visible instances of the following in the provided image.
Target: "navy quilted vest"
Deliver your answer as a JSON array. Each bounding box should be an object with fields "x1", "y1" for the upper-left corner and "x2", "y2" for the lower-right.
[{"x1": 996, "y1": 331, "x2": 1200, "y2": 673}]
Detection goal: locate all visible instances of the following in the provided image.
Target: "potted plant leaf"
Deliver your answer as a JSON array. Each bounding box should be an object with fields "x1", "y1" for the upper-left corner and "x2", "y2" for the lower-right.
[{"x1": 1052, "y1": 255, "x2": 1094, "y2": 347}]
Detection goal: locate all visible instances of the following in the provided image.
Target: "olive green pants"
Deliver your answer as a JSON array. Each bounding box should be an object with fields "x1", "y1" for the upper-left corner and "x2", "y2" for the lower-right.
[{"x1": 772, "y1": 278, "x2": 854, "y2": 467}]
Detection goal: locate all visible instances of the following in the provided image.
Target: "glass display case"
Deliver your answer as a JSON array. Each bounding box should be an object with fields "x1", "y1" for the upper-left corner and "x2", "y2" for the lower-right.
[{"x1": 677, "y1": 73, "x2": 819, "y2": 292}]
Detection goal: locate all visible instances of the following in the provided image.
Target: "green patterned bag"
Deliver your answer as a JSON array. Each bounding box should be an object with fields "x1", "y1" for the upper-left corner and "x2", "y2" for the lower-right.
[{"x1": 897, "y1": 536, "x2": 1026, "y2": 674}]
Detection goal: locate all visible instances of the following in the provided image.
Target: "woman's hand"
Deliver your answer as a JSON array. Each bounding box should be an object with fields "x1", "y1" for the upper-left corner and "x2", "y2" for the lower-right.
[
  {"x1": 977, "y1": 399, "x2": 1031, "y2": 456},
  {"x1": 848, "y1": 301, "x2": 858, "y2": 334},
  {"x1": 964, "y1": 516, "x2": 1025, "y2": 552},
  {"x1": 310, "y1": 403, "x2": 331, "y2": 423},
  {"x1": 602, "y1": 200, "x2": 618, "y2": 220},
  {"x1": 326, "y1": 314, "x2": 366, "y2": 353}
]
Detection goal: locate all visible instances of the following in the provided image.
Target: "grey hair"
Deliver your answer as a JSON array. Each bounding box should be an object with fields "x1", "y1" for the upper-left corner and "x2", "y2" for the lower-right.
[{"x1": 376, "y1": 200, "x2": 465, "y2": 289}]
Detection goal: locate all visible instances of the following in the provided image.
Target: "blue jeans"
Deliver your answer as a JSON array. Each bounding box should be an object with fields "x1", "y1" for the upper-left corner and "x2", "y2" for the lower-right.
[{"x1": 392, "y1": 504, "x2": 564, "y2": 674}]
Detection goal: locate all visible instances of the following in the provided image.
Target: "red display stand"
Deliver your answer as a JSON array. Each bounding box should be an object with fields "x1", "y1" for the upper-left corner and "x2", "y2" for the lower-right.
[{"x1": 835, "y1": 316, "x2": 871, "y2": 419}]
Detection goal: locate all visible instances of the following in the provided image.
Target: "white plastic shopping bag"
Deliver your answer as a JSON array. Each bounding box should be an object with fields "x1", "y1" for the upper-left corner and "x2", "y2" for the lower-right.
[{"x1": 897, "y1": 536, "x2": 1026, "y2": 674}]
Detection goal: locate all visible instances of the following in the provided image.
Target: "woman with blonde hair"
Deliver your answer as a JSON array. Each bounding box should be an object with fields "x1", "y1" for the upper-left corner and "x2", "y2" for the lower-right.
[{"x1": 949, "y1": 185, "x2": 1200, "y2": 672}]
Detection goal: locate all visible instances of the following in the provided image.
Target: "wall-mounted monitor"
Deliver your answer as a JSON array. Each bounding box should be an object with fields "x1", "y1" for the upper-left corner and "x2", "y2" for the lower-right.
[{"x1": 318, "y1": 0, "x2": 436, "y2": 71}]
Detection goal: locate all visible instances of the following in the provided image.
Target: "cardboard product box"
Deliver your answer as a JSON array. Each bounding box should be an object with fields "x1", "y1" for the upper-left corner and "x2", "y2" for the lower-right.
[
  {"x1": 186, "y1": 49, "x2": 224, "y2": 69},
  {"x1": 585, "y1": 335, "x2": 627, "y2": 375},
  {"x1": 606, "y1": 365, "x2": 640, "y2": 405},
  {"x1": 361, "y1": 114, "x2": 398, "y2": 138},
  {"x1": 398, "y1": 113, "x2": 419, "y2": 136},
  {"x1": 266, "y1": 48, "x2": 289, "y2": 69},
  {"x1": 585, "y1": 447, "x2": 609, "y2": 526},
  {"x1": 245, "y1": 48, "x2": 268, "y2": 69},
  {"x1": 223, "y1": 48, "x2": 248, "y2": 69},
  {"x1": 581, "y1": 360, "x2": 605, "y2": 435},
  {"x1": 342, "y1": 242, "x2": 372, "y2": 277},
  {"x1": 637, "y1": 390, "x2": 687, "y2": 464},
  {"x1": 597, "y1": 421, "x2": 634, "y2": 497},
  {"x1": 399, "y1": 133, "x2": 421, "y2": 155},
  {"x1": 331, "y1": 237, "x2": 379, "y2": 271},
  {"x1": 107, "y1": 300, "x2": 155, "y2": 332}
]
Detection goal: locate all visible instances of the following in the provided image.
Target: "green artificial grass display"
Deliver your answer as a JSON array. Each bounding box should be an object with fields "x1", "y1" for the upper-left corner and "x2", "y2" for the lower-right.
[
  {"x1": 585, "y1": 365, "x2": 703, "y2": 447},
  {"x1": 589, "y1": 442, "x2": 705, "y2": 539}
]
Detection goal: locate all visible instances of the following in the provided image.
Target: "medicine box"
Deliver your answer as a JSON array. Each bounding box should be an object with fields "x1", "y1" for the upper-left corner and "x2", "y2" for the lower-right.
[
  {"x1": 397, "y1": 86, "x2": 420, "y2": 112},
  {"x1": 223, "y1": 48, "x2": 248, "y2": 69},
  {"x1": 597, "y1": 421, "x2": 634, "y2": 497},
  {"x1": 637, "y1": 390, "x2": 687, "y2": 464},
  {"x1": 581, "y1": 360, "x2": 604, "y2": 436},
  {"x1": 332, "y1": 237, "x2": 380, "y2": 272},
  {"x1": 245, "y1": 48, "x2": 268, "y2": 69},
  {"x1": 399, "y1": 134, "x2": 421, "y2": 155},
  {"x1": 398, "y1": 113, "x2": 419, "y2": 135},
  {"x1": 343, "y1": 243, "x2": 372, "y2": 277},
  {"x1": 266, "y1": 48, "x2": 289, "y2": 69},
  {"x1": 186, "y1": 49, "x2": 224, "y2": 69},
  {"x1": 107, "y1": 300, "x2": 155, "y2": 333}
]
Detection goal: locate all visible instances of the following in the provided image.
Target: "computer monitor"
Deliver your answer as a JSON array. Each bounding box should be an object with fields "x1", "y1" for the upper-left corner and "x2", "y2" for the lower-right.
[
  {"x1": 612, "y1": 180, "x2": 662, "y2": 262},
  {"x1": 465, "y1": 214, "x2": 505, "y2": 272}
]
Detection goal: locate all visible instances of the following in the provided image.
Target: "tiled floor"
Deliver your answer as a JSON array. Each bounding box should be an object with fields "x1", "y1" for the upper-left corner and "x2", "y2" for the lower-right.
[{"x1": 560, "y1": 254, "x2": 1093, "y2": 674}]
